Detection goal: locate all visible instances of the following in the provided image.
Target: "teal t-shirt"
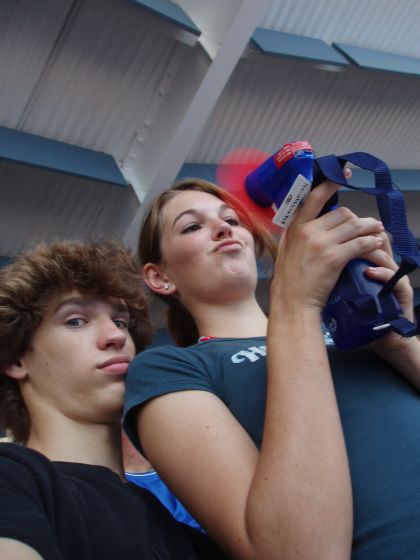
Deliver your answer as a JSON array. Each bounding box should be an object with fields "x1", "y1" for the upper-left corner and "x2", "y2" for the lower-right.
[{"x1": 123, "y1": 337, "x2": 420, "y2": 559}]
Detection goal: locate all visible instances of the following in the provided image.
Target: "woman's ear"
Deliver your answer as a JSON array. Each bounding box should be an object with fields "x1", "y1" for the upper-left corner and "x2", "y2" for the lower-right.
[
  {"x1": 4, "y1": 360, "x2": 27, "y2": 380},
  {"x1": 143, "y1": 263, "x2": 177, "y2": 296}
]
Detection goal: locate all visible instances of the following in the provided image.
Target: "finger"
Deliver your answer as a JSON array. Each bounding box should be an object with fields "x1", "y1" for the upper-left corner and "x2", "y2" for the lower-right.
[
  {"x1": 338, "y1": 235, "x2": 385, "y2": 264},
  {"x1": 314, "y1": 206, "x2": 383, "y2": 236},
  {"x1": 325, "y1": 216, "x2": 384, "y2": 244},
  {"x1": 365, "y1": 264, "x2": 412, "y2": 290},
  {"x1": 293, "y1": 169, "x2": 351, "y2": 226},
  {"x1": 312, "y1": 206, "x2": 357, "y2": 231},
  {"x1": 365, "y1": 265, "x2": 414, "y2": 320},
  {"x1": 362, "y1": 246, "x2": 398, "y2": 271},
  {"x1": 365, "y1": 265, "x2": 400, "y2": 282},
  {"x1": 377, "y1": 230, "x2": 393, "y2": 256},
  {"x1": 294, "y1": 181, "x2": 340, "y2": 225}
]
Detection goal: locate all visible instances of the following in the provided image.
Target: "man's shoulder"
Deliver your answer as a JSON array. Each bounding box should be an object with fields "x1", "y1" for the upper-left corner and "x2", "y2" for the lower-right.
[
  {"x1": 0, "y1": 443, "x2": 107, "y2": 487},
  {"x1": 0, "y1": 443, "x2": 70, "y2": 499},
  {"x1": 0, "y1": 442, "x2": 51, "y2": 469}
]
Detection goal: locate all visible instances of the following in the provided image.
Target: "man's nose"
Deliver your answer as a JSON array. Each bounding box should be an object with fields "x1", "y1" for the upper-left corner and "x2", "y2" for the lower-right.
[{"x1": 97, "y1": 319, "x2": 127, "y2": 349}]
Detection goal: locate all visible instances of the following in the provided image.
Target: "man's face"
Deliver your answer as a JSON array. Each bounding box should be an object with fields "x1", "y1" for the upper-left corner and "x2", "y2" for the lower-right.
[{"x1": 19, "y1": 290, "x2": 136, "y2": 425}]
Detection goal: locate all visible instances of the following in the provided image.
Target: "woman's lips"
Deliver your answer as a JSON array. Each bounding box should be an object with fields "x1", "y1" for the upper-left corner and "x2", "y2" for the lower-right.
[{"x1": 215, "y1": 241, "x2": 241, "y2": 252}]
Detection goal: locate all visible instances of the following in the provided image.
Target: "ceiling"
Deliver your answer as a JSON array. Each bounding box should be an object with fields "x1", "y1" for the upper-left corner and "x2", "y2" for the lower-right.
[{"x1": 0, "y1": 0, "x2": 419, "y2": 282}]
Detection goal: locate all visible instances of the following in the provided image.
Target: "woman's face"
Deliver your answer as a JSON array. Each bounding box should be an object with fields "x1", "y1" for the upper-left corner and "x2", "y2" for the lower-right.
[{"x1": 157, "y1": 190, "x2": 258, "y2": 305}]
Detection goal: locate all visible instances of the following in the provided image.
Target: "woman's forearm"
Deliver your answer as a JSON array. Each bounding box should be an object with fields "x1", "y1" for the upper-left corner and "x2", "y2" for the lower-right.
[{"x1": 245, "y1": 305, "x2": 352, "y2": 560}]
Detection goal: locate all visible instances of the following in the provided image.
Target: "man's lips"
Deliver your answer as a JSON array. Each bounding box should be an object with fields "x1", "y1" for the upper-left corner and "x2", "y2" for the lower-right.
[{"x1": 98, "y1": 356, "x2": 131, "y2": 375}]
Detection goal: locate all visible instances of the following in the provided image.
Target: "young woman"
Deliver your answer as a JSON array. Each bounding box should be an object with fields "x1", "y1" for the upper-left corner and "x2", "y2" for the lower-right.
[{"x1": 123, "y1": 178, "x2": 420, "y2": 560}]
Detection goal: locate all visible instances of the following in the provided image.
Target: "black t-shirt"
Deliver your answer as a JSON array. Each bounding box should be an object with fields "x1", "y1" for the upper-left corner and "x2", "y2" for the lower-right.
[{"x1": 0, "y1": 443, "x2": 226, "y2": 560}]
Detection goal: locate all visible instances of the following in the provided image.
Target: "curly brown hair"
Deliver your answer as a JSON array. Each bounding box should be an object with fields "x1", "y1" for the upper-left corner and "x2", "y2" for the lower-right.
[
  {"x1": 138, "y1": 178, "x2": 277, "y2": 346},
  {"x1": 0, "y1": 239, "x2": 152, "y2": 443}
]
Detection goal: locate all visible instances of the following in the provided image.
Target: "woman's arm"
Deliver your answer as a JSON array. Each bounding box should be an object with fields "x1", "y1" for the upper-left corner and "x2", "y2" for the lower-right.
[{"x1": 137, "y1": 182, "x2": 384, "y2": 560}]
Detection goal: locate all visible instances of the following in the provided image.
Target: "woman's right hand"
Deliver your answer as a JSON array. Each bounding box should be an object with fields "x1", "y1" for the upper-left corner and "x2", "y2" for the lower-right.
[{"x1": 270, "y1": 180, "x2": 385, "y2": 313}]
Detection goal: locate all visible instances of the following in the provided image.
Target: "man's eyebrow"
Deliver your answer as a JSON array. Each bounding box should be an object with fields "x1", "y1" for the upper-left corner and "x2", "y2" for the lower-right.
[
  {"x1": 53, "y1": 297, "x2": 129, "y2": 314},
  {"x1": 171, "y1": 203, "x2": 231, "y2": 229}
]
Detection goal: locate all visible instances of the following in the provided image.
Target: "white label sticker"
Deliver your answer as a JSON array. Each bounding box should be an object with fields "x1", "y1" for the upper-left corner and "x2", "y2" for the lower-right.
[{"x1": 272, "y1": 174, "x2": 312, "y2": 228}]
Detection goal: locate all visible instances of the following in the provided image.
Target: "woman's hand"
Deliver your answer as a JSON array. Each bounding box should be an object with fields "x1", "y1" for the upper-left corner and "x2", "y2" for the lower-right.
[
  {"x1": 364, "y1": 231, "x2": 414, "y2": 322},
  {"x1": 270, "y1": 178, "x2": 385, "y2": 314},
  {"x1": 364, "y1": 232, "x2": 420, "y2": 388}
]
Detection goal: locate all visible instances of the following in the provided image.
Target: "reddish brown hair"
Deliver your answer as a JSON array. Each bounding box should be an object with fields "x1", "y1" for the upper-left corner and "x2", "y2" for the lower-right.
[{"x1": 138, "y1": 178, "x2": 277, "y2": 346}]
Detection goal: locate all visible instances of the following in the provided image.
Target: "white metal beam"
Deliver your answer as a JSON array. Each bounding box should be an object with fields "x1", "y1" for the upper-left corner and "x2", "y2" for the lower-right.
[{"x1": 123, "y1": 0, "x2": 271, "y2": 249}]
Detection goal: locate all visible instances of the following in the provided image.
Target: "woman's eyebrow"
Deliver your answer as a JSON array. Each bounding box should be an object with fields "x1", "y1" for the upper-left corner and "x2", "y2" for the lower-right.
[
  {"x1": 172, "y1": 209, "x2": 200, "y2": 229},
  {"x1": 218, "y1": 203, "x2": 234, "y2": 215},
  {"x1": 172, "y1": 203, "x2": 232, "y2": 229}
]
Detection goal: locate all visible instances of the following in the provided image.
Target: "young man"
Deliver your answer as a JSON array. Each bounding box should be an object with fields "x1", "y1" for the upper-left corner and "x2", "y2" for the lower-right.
[{"x1": 0, "y1": 240, "x2": 225, "y2": 560}]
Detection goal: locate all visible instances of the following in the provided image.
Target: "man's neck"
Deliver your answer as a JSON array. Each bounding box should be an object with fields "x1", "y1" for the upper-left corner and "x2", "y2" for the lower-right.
[{"x1": 27, "y1": 419, "x2": 124, "y2": 475}]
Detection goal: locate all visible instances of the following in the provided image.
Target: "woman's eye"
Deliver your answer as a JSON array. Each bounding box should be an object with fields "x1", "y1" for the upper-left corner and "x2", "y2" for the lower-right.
[
  {"x1": 65, "y1": 318, "x2": 85, "y2": 328},
  {"x1": 225, "y1": 217, "x2": 240, "y2": 226},
  {"x1": 114, "y1": 319, "x2": 128, "y2": 329},
  {"x1": 181, "y1": 223, "x2": 201, "y2": 234}
]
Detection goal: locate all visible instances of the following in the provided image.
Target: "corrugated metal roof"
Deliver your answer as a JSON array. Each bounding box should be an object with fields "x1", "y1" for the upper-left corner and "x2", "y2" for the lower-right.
[
  {"x1": 0, "y1": 160, "x2": 139, "y2": 256},
  {"x1": 0, "y1": 0, "x2": 190, "y2": 161},
  {"x1": 188, "y1": 53, "x2": 420, "y2": 168},
  {"x1": 260, "y1": 0, "x2": 420, "y2": 58},
  {"x1": 0, "y1": 0, "x2": 419, "y2": 269}
]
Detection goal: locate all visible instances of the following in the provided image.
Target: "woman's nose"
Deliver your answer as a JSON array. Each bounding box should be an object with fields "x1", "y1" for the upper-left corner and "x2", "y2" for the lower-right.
[{"x1": 212, "y1": 218, "x2": 233, "y2": 239}]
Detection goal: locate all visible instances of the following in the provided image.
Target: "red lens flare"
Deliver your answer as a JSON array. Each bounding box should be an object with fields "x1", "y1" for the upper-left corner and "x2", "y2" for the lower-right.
[{"x1": 216, "y1": 148, "x2": 276, "y2": 231}]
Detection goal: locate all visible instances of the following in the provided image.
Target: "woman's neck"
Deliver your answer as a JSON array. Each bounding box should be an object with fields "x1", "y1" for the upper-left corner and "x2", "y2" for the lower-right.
[{"x1": 192, "y1": 296, "x2": 268, "y2": 339}]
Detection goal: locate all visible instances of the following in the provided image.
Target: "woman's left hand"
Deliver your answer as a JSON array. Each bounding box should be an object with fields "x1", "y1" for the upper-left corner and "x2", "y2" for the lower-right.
[
  {"x1": 364, "y1": 231, "x2": 414, "y2": 323},
  {"x1": 363, "y1": 232, "x2": 420, "y2": 388}
]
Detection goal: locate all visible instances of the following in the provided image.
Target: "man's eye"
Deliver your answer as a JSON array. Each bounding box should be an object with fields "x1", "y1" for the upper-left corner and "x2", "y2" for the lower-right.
[
  {"x1": 66, "y1": 318, "x2": 85, "y2": 327},
  {"x1": 114, "y1": 319, "x2": 129, "y2": 329},
  {"x1": 181, "y1": 223, "x2": 201, "y2": 234}
]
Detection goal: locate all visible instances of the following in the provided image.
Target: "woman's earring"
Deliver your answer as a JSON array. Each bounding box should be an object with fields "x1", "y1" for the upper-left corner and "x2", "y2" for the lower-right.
[{"x1": 164, "y1": 283, "x2": 170, "y2": 290}]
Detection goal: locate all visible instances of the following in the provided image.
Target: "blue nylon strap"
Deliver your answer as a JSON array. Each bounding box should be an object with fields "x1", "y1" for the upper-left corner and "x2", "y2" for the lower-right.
[
  {"x1": 315, "y1": 151, "x2": 420, "y2": 337},
  {"x1": 315, "y1": 152, "x2": 420, "y2": 267},
  {"x1": 388, "y1": 316, "x2": 418, "y2": 337}
]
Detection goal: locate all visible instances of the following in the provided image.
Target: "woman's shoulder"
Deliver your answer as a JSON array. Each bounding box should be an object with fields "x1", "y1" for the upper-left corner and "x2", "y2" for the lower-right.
[{"x1": 131, "y1": 343, "x2": 199, "y2": 367}]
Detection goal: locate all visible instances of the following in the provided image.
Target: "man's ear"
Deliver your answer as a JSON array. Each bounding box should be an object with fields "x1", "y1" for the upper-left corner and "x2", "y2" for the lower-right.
[
  {"x1": 4, "y1": 360, "x2": 27, "y2": 380},
  {"x1": 143, "y1": 263, "x2": 177, "y2": 296}
]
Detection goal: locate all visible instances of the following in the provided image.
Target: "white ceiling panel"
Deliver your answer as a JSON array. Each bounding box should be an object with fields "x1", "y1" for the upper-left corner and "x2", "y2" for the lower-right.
[
  {"x1": 0, "y1": 0, "x2": 419, "y2": 269},
  {"x1": 0, "y1": 0, "x2": 195, "y2": 162},
  {"x1": 261, "y1": 0, "x2": 420, "y2": 57},
  {"x1": 188, "y1": 54, "x2": 420, "y2": 168},
  {"x1": 0, "y1": 160, "x2": 139, "y2": 256},
  {"x1": 0, "y1": 0, "x2": 73, "y2": 127}
]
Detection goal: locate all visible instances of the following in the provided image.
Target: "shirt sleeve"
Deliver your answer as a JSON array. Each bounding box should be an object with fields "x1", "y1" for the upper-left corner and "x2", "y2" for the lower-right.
[
  {"x1": 123, "y1": 345, "x2": 215, "y2": 453},
  {"x1": 0, "y1": 444, "x2": 61, "y2": 560}
]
